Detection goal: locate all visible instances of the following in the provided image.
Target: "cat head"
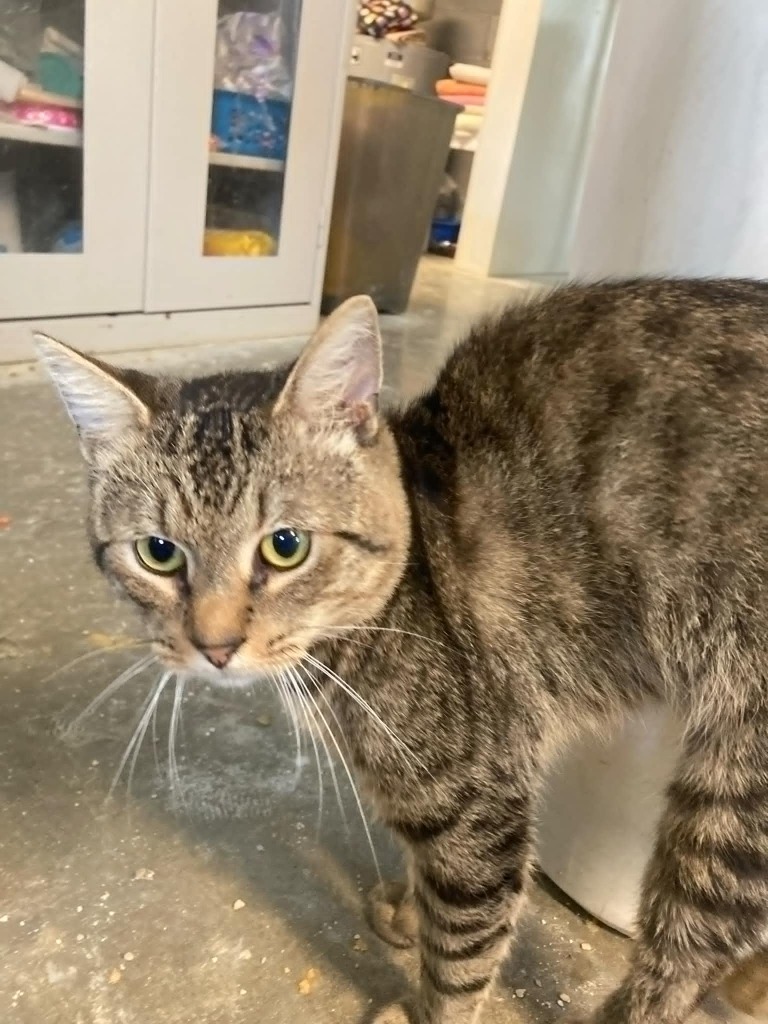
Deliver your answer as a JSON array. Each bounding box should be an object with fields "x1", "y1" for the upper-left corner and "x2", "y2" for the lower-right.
[{"x1": 36, "y1": 297, "x2": 410, "y2": 685}]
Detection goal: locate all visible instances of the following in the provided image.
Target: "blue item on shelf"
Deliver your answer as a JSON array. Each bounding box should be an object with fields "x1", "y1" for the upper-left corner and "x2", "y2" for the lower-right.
[
  {"x1": 51, "y1": 221, "x2": 83, "y2": 254},
  {"x1": 211, "y1": 89, "x2": 290, "y2": 160},
  {"x1": 39, "y1": 52, "x2": 84, "y2": 100},
  {"x1": 430, "y1": 216, "x2": 460, "y2": 245}
]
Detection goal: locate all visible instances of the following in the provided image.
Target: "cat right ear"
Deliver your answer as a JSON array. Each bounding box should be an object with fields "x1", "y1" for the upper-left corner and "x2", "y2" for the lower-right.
[
  {"x1": 34, "y1": 334, "x2": 152, "y2": 448},
  {"x1": 273, "y1": 295, "x2": 383, "y2": 443}
]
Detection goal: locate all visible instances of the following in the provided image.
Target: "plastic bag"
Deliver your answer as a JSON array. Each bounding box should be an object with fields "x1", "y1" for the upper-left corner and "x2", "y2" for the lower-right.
[
  {"x1": 0, "y1": 1, "x2": 41, "y2": 75},
  {"x1": 214, "y1": 5, "x2": 299, "y2": 102},
  {"x1": 433, "y1": 173, "x2": 462, "y2": 221},
  {"x1": 0, "y1": 0, "x2": 83, "y2": 77},
  {"x1": 357, "y1": 2, "x2": 418, "y2": 40}
]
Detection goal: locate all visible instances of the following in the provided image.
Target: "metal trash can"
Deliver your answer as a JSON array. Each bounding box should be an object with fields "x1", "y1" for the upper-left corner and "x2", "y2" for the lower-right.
[
  {"x1": 322, "y1": 77, "x2": 461, "y2": 315},
  {"x1": 349, "y1": 36, "x2": 450, "y2": 95}
]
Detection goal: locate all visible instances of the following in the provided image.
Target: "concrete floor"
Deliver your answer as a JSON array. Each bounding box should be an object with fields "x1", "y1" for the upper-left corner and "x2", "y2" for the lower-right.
[{"x1": 0, "y1": 259, "x2": 740, "y2": 1024}]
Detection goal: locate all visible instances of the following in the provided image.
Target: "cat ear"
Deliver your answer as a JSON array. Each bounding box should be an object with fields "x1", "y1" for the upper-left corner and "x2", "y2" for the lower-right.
[
  {"x1": 274, "y1": 295, "x2": 383, "y2": 442},
  {"x1": 34, "y1": 333, "x2": 152, "y2": 446}
]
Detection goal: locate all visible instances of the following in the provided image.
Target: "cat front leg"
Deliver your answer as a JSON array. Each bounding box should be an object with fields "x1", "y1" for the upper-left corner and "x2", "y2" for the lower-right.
[
  {"x1": 373, "y1": 786, "x2": 535, "y2": 1024},
  {"x1": 723, "y1": 950, "x2": 768, "y2": 1019},
  {"x1": 369, "y1": 878, "x2": 419, "y2": 949}
]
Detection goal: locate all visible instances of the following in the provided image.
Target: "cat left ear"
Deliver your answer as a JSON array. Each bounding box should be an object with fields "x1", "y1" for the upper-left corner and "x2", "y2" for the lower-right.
[
  {"x1": 35, "y1": 333, "x2": 153, "y2": 448},
  {"x1": 273, "y1": 295, "x2": 383, "y2": 443}
]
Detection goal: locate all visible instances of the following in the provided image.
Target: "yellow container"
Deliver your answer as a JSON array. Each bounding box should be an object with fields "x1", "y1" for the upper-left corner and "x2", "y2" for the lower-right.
[{"x1": 203, "y1": 229, "x2": 276, "y2": 257}]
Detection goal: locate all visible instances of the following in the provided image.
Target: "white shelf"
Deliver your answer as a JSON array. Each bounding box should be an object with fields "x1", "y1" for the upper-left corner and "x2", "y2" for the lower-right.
[
  {"x1": 209, "y1": 151, "x2": 285, "y2": 172},
  {"x1": 0, "y1": 119, "x2": 82, "y2": 148}
]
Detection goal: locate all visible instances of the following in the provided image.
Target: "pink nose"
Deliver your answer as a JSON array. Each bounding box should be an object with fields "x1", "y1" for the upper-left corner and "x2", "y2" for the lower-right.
[{"x1": 199, "y1": 641, "x2": 241, "y2": 669}]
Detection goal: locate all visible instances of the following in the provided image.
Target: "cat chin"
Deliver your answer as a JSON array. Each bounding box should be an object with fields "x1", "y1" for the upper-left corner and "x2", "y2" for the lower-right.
[{"x1": 199, "y1": 668, "x2": 275, "y2": 691}]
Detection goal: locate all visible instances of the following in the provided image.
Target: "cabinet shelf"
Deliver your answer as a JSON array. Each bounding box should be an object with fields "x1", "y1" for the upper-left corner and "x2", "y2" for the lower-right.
[
  {"x1": 209, "y1": 151, "x2": 285, "y2": 172},
  {"x1": 0, "y1": 123, "x2": 285, "y2": 166},
  {"x1": 0, "y1": 0, "x2": 349, "y2": 329},
  {"x1": 0, "y1": 119, "x2": 82, "y2": 148}
]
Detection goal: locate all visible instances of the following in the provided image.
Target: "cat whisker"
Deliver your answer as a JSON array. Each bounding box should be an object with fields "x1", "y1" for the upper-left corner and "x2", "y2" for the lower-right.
[
  {"x1": 168, "y1": 676, "x2": 187, "y2": 807},
  {"x1": 272, "y1": 669, "x2": 304, "y2": 785},
  {"x1": 108, "y1": 672, "x2": 172, "y2": 797},
  {"x1": 279, "y1": 668, "x2": 325, "y2": 833},
  {"x1": 302, "y1": 652, "x2": 427, "y2": 775},
  {"x1": 315, "y1": 631, "x2": 378, "y2": 654},
  {"x1": 290, "y1": 665, "x2": 380, "y2": 881},
  {"x1": 63, "y1": 653, "x2": 157, "y2": 740},
  {"x1": 150, "y1": 682, "x2": 162, "y2": 776},
  {"x1": 323, "y1": 624, "x2": 449, "y2": 651},
  {"x1": 40, "y1": 640, "x2": 151, "y2": 687},
  {"x1": 126, "y1": 673, "x2": 173, "y2": 796},
  {"x1": 288, "y1": 666, "x2": 350, "y2": 835}
]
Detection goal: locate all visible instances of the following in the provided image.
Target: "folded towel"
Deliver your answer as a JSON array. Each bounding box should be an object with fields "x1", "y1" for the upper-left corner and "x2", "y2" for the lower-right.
[
  {"x1": 454, "y1": 111, "x2": 484, "y2": 133},
  {"x1": 436, "y1": 79, "x2": 486, "y2": 96},
  {"x1": 449, "y1": 63, "x2": 491, "y2": 86}
]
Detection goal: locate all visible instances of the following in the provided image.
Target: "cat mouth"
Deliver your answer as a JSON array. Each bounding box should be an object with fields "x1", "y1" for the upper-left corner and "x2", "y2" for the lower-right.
[
  {"x1": 196, "y1": 666, "x2": 277, "y2": 690},
  {"x1": 151, "y1": 639, "x2": 307, "y2": 685}
]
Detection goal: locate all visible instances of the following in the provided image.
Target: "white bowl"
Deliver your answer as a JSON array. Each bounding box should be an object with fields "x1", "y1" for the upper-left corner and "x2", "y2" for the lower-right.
[{"x1": 538, "y1": 702, "x2": 682, "y2": 936}]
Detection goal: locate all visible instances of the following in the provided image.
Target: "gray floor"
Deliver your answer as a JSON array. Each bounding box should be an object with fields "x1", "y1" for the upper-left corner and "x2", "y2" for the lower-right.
[{"x1": 0, "y1": 259, "x2": 738, "y2": 1024}]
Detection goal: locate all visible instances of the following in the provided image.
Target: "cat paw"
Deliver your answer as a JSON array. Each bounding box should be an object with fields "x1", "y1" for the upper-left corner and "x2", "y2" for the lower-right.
[
  {"x1": 370, "y1": 1002, "x2": 414, "y2": 1024},
  {"x1": 368, "y1": 880, "x2": 418, "y2": 949},
  {"x1": 723, "y1": 953, "x2": 768, "y2": 1019}
]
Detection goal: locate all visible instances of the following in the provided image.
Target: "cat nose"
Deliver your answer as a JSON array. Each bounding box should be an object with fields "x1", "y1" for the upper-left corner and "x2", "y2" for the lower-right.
[{"x1": 197, "y1": 639, "x2": 243, "y2": 669}]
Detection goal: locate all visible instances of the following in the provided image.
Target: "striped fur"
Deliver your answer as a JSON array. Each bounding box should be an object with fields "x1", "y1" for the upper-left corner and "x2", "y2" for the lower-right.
[{"x1": 40, "y1": 280, "x2": 768, "y2": 1024}]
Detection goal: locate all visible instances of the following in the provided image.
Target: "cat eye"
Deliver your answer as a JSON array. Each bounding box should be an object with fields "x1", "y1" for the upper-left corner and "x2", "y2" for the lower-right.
[
  {"x1": 134, "y1": 536, "x2": 187, "y2": 575},
  {"x1": 259, "y1": 528, "x2": 311, "y2": 571}
]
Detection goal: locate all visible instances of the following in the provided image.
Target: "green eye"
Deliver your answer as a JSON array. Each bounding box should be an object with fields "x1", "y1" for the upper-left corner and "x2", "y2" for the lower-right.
[
  {"x1": 134, "y1": 536, "x2": 187, "y2": 575},
  {"x1": 259, "y1": 528, "x2": 311, "y2": 570}
]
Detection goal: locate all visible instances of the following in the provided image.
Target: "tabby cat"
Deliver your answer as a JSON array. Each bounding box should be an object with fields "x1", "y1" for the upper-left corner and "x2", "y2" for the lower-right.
[{"x1": 37, "y1": 279, "x2": 768, "y2": 1024}]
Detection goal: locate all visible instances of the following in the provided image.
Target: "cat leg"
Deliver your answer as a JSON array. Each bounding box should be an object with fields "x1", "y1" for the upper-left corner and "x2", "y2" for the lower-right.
[
  {"x1": 724, "y1": 950, "x2": 768, "y2": 1019},
  {"x1": 374, "y1": 787, "x2": 534, "y2": 1024},
  {"x1": 581, "y1": 728, "x2": 768, "y2": 1024},
  {"x1": 369, "y1": 878, "x2": 419, "y2": 949}
]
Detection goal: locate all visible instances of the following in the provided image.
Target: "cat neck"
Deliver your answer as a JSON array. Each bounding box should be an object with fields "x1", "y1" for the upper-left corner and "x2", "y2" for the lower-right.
[{"x1": 315, "y1": 388, "x2": 460, "y2": 673}]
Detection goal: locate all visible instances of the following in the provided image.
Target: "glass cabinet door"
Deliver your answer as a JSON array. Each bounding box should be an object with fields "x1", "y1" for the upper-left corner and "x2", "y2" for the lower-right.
[
  {"x1": 146, "y1": 0, "x2": 352, "y2": 312},
  {"x1": 204, "y1": 1, "x2": 301, "y2": 260},
  {"x1": 0, "y1": 2, "x2": 85, "y2": 256},
  {"x1": 0, "y1": 0, "x2": 153, "y2": 319}
]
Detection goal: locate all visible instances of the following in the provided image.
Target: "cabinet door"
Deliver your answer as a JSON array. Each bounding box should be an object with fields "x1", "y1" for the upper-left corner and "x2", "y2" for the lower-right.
[
  {"x1": 145, "y1": 0, "x2": 352, "y2": 313},
  {"x1": 0, "y1": 1, "x2": 153, "y2": 319}
]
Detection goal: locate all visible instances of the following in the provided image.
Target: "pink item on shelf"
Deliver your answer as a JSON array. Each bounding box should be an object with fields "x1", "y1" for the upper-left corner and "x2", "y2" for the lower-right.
[
  {"x1": 440, "y1": 93, "x2": 485, "y2": 108},
  {"x1": 436, "y1": 79, "x2": 486, "y2": 96},
  {"x1": 0, "y1": 100, "x2": 81, "y2": 131}
]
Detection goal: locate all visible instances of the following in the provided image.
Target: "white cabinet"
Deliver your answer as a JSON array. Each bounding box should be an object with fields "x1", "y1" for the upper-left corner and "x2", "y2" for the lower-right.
[
  {"x1": 0, "y1": 2, "x2": 154, "y2": 320},
  {"x1": 0, "y1": 0, "x2": 353, "y2": 362}
]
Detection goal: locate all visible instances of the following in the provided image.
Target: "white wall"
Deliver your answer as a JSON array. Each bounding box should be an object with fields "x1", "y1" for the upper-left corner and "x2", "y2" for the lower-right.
[
  {"x1": 571, "y1": 0, "x2": 768, "y2": 278},
  {"x1": 454, "y1": 0, "x2": 542, "y2": 276},
  {"x1": 490, "y1": 0, "x2": 616, "y2": 277},
  {"x1": 456, "y1": 0, "x2": 616, "y2": 278}
]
